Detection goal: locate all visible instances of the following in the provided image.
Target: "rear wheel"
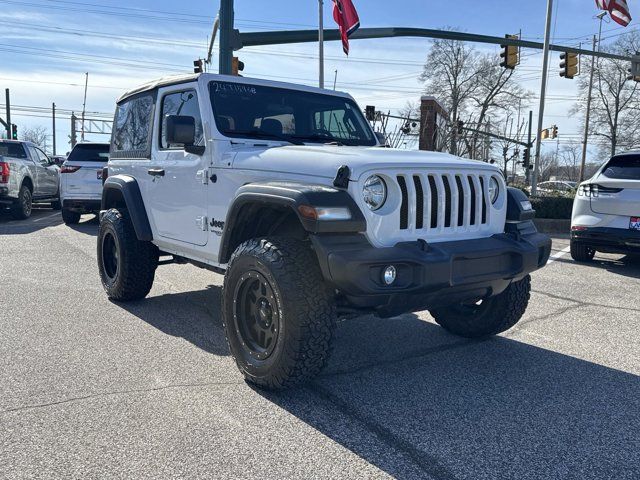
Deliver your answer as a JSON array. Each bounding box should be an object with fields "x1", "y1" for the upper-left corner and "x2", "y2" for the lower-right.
[
  {"x1": 62, "y1": 207, "x2": 81, "y2": 225},
  {"x1": 570, "y1": 240, "x2": 596, "y2": 262},
  {"x1": 51, "y1": 197, "x2": 62, "y2": 210},
  {"x1": 97, "y1": 208, "x2": 158, "y2": 301},
  {"x1": 430, "y1": 275, "x2": 531, "y2": 338},
  {"x1": 222, "y1": 237, "x2": 336, "y2": 390},
  {"x1": 10, "y1": 185, "x2": 32, "y2": 220}
]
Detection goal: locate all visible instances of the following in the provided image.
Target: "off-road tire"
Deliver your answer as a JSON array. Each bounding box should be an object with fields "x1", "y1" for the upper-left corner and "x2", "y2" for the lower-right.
[
  {"x1": 222, "y1": 237, "x2": 336, "y2": 390},
  {"x1": 62, "y1": 207, "x2": 81, "y2": 225},
  {"x1": 570, "y1": 240, "x2": 596, "y2": 262},
  {"x1": 97, "y1": 208, "x2": 158, "y2": 301},
  {"x1": 430, "y1": 275, "x2": 531, "y2": 339},
  {"x1": 10, "y1": 185, "x2": 33, "y2": 220}
]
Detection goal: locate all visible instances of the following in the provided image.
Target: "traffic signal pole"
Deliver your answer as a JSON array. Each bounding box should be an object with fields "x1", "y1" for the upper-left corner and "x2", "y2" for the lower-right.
[
  {"x1": 5, "y1": 89, "x2": 11, "y2": 138},
  {"x1": 531, "y1": 0, "x2": 554, "y2": 197},
  {"x1": 219, "y1": 0, "x2": 235, "y2": 75}
]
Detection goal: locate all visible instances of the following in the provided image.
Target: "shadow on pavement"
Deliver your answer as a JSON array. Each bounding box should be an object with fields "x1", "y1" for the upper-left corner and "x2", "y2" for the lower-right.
[
  {"x1": 114, "y1": 285, "x2": 228, "y2": 356},
  {"x1": 554, "y1": 254, "x2": 640, "y2": 279},
  {"x1": 257, "y1": 314, "x2": 640, "y2": 480},
  {"x1": 0, "y1": 207, "x2": 62, "y2": 235},
  {"x1": 67, "y1": 215, "x2": 100, "y2": 236}
]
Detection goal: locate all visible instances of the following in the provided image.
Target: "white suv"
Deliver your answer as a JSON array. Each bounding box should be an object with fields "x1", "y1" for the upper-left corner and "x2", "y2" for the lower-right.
[
  {"x1": 97, "y1": 74, "x2": 551, "y2": 389},
  {"x1": 571, "y1": 151, "x2": 640, "y2": 261},
  {"x1": 60, "y1": 143, "x2": 110, "y2": 224}
]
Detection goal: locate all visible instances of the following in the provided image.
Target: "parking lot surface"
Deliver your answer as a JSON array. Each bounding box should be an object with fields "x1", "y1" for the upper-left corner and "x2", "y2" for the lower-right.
[{"x1": 1, "y1": 209, "x2": 639, "y2": 479}]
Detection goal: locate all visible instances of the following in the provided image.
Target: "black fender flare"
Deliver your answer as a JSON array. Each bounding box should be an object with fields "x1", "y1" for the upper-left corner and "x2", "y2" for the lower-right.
[
  {"x1": 101, "y1": 175, "x2": 153, "y2": 242},
  {"x1": 219, "y1": 182, "x2": 366, "y2": 263}
]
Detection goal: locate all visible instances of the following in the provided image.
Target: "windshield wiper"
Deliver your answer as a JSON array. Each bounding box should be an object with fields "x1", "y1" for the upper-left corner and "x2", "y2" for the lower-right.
[
  {"x1": 291, "y1": 134, "x2": 344, "y2": 146},
  {"x1": 225, "y1": 129, "x2": 304, "y2": 146}
]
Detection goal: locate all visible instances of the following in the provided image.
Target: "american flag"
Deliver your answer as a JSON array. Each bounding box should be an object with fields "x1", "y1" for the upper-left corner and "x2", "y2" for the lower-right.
[
  {"x1": 596, "y1": 0, "x2": 632, "y2": 27},
  {"x1": 332, "y1": 0, "x2": 360, "y2": 55}
]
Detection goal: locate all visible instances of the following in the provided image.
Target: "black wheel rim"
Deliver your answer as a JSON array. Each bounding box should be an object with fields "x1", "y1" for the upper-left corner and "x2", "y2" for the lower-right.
[
  {"x1": 233, "y1": 271, "x2": 280, "y2": 361},
  {"x1": 102, "y1": 232, "x2": 119, "y2": 281},
  {"x1": 23, "y1": 190, "x2": 32, "y2": 216}
]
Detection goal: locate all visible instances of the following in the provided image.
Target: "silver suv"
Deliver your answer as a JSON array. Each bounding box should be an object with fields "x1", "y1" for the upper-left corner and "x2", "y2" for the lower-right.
[{"x1": 0, "y1": 140, "x2": 61, "y2": 219}]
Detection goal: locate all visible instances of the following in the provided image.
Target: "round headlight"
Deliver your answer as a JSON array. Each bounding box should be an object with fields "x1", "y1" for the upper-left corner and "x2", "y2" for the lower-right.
[
  {"x1": 489, "y1": 177, "x2": 500, "y2": 204},
  {"x1": 363, "y1": 175, "x2": 387, "y2": 211}
]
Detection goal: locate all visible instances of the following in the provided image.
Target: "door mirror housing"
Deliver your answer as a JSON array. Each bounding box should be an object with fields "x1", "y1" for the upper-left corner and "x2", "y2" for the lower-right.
[{"x1": 165, "y1": 115, "x2": 205, "y2": 155}]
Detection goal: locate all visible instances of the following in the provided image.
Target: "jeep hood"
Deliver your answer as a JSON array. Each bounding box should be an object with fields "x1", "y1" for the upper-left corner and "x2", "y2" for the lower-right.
[{"x1": 231, "y1": 145, "x2": 500, "y2": 181}]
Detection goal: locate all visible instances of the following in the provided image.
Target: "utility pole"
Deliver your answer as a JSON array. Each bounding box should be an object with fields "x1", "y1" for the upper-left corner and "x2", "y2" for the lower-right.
[
  {"x1": 5, "y1": 89, "x2": 11, "y2": 138},
  {"x1": 71, "y1": 113, "x2": 77, "y2": 148},
  {"x1": 319, "y1": 0, "x2": 325, "y2": 88},
  {"x1": 52, "y1": 103, "x2": 57, "y2": 156},
  {"x1": 580, "y1": 12, "x2": 606, "y2": 183},
  {"x1": 81, "y1": 72, "x2": 88, "y2": 143},
  {"x1": 219, "y1": 0, "x2": 234, "y2": 75},
  {"x1": 531, "y1": 0, "x2": 554, "y2": 196},
  {"x1": 526, "y1": 110, "x2": 533, "y2": 185}
]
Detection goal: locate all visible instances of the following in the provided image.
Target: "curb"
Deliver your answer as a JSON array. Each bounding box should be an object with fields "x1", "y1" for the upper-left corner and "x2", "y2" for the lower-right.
[{"x1": 534, "y1": 218, "x2": 571, "y2": 234}]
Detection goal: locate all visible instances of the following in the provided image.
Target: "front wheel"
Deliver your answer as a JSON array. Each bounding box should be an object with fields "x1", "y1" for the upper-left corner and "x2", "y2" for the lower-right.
[
  {"x1": 430, "y1": 275, "x2": 531, "y2": 338},
  {"x1": 97, "y1": 208, "x2": 158, "y2": 301},
  {"x1": 222, "y1": 237, "x2": 336, "y2": 390}
]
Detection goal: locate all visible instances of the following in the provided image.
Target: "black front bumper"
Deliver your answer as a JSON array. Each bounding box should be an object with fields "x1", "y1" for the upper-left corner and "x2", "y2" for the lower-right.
[
  {"x1": 311, "y1": 222, "x2": 551, "y2": 318},
  {"x1": 572, "y1": 227, "x2": 640, "y2": 254}
]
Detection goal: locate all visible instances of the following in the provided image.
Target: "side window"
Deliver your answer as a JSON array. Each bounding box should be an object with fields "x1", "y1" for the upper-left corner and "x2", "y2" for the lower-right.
[
  {"x1": 35, "y1": 148, "x2": 50, "y2": 166},
  {"x1": 111, "y1": 94, "x2": 154, "y2": 159},
  {"x1": 160, "y1": 90, "x2": 204, "y2": 149}
]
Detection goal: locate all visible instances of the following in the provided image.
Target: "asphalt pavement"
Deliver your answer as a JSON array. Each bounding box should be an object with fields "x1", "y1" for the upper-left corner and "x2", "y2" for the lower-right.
[{"x1": 1, "y1": 208, "x2": 638, "y2": 479}]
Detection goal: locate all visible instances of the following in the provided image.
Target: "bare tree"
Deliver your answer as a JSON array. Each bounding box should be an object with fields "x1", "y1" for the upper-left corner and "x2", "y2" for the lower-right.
[
  {"x1": 420, "y1": 34, "x2": 531, "y2": 159},
  {"x1": 20, "y1": 126, "x2": 49, "y2": 149},
  {"x1": 573, "y1": 31, "x2": 640, "y2": 157}
]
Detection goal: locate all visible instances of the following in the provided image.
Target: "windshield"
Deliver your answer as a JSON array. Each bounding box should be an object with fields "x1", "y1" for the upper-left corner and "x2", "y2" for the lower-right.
[
  {"x1": 602, "y1": 154, "x2": 640, "y2": 180},
  {"x1": 209, "y1": 81, "x2": 376, "y2": 147},
  {"x1": 67, "y1": 144, "x2": 110, "y2": 163},
  {"x1": 0, "y1": 141, "x2": 27, "y2": 159}
]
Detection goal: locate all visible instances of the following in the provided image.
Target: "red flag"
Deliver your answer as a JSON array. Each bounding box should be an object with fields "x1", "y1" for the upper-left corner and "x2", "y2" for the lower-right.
[
  {"x1": 332, "y1": 0, "x2": 360, "y2": 55},
  {"x1": 596, "y1": 0, "x2": 632, "y2": 27}
]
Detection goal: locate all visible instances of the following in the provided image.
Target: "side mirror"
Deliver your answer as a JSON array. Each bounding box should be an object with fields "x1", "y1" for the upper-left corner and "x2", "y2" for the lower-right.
[{"x1": 165, "y1": 115, "x2": 205, "y2": 155}]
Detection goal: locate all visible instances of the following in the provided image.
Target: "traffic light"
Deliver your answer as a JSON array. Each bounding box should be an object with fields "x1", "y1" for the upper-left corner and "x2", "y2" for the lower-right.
[
  {"x1": 193, "y1": 59, "x2": 204, "y2": 74},
  {"x1": 456, "y1": 120, "x2": 464, "y2": 134},
  {"x1": 541, "y1": 129, "x2": 550, "y2": 140},
  {"x1": 560, "y1": 52, "x2": 579, "y2": 79},
  {"x1": 628, "y1": 53, "x2": 640, "y2": 82},
  {"x1": 365, "y1": 105, "x2": 376, "y2": 121},
  {"x1": 500, "y1": 34, "x2": 520, "y2": 70},
  {"x1": 232, "y1": 57, "x2": 245, "y2": 76},
  {"x1": 11, "y1": 124, "x2": 17, "y2": 140},
  {"x1": 523, "y1": 149, "x2": 531, "y2": 169},
  {"x1": 551, "y1": 125, "x2": 558, "y2": 139}
]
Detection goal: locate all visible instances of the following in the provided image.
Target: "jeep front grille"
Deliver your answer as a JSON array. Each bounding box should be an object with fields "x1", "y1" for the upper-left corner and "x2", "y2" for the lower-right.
[{"x1": 396, "y1": 173, "x2": 490, "y2": 232}]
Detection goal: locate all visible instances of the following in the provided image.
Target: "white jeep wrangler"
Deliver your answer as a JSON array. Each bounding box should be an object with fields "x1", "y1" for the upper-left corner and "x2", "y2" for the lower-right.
[{"x1": 98, "y1": 74, "x2": 551, "y2": 389}]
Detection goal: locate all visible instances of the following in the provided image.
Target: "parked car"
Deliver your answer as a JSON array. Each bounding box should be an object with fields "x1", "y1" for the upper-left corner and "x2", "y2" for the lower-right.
[
  {"x1": 571, "y1": 151, "x2": 640, "y2": 261},
  {"x1": 59, "y1": 143, "x2": 110, "y2": 224},
  {"x1": 97, "y1": 74, "x2": 551, "y2": 389},
  {"x1": 0, "y1": 140, "x2": 61, "y2": 219},
  {"x1": 531, "y1": 181, "x2": 577, "y2": 196},
  {"x1": 51, "y1": 155, "x2": 67, "y2": 166}
]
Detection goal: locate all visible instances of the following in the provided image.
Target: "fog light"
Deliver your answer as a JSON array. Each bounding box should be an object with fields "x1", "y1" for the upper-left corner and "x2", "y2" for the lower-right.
[{"x1": 383, "y1": 266, "x2": 397, "y2": 285}]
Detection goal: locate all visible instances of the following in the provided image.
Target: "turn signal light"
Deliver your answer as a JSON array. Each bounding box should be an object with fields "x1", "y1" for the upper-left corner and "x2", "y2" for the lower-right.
[
  {"x1": 0, "y1": 161, "x2": 9, "y2": 183},
  {"x1": 60, "y1": 165, "x2": 81, "y2": 174}
]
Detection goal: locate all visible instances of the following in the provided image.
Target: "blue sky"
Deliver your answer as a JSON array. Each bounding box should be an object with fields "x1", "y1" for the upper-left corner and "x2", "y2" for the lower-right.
[{"x1": 0, "y1": 0, "x2": 638, "y2": 157}]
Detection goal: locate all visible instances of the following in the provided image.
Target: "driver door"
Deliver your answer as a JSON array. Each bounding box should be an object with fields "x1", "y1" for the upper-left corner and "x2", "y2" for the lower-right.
[
  {"x1": 145, "y1": 86, "x2": 209, "y2": 247},
  {"x1": 28, "y1": 146, "x2": 59, "y2": 198}
]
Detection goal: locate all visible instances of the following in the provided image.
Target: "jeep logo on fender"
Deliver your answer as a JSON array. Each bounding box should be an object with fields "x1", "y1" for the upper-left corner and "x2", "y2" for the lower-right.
[{"x1": 210, "y1": 219, "x2": 225, "y2": 231}]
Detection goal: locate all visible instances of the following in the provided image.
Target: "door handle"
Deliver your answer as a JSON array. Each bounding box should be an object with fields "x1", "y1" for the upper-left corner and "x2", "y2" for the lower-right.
[{"x1": 148, "y1": 168, "x2": 165, "y2": 177}]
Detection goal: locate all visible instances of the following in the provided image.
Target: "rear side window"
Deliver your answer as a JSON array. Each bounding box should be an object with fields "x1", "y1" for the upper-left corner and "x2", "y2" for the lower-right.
[
  {"x1": 111, "y1": 93, "x2": 155, "y2": 159},
  {"x1": 67, "y1": 144, "x2": 110, "y2": 162},
  {"x1": 602, "y1": 155, "x2": 640, "y2": 180},
  {"x1": 0, "y1": 142, "x2": 27, "y2": 159}
]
